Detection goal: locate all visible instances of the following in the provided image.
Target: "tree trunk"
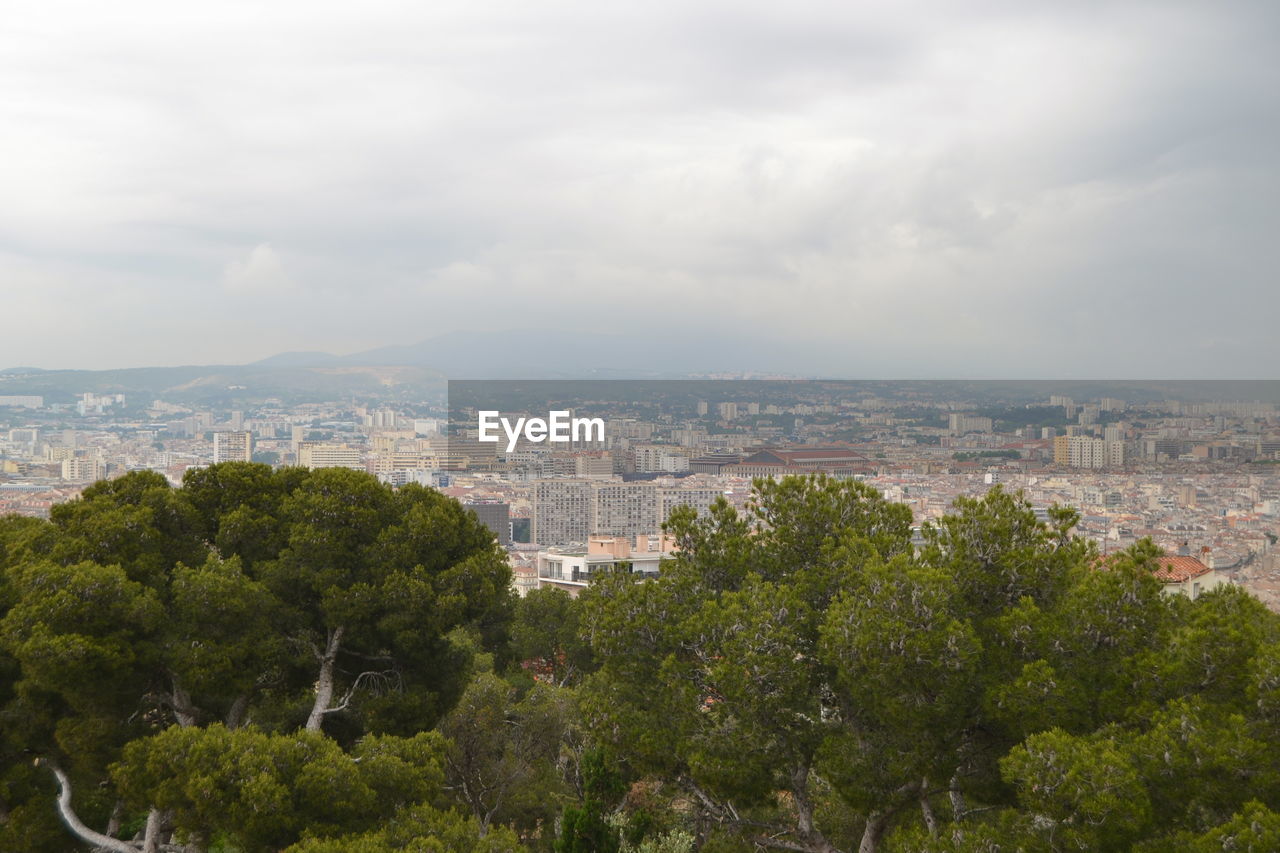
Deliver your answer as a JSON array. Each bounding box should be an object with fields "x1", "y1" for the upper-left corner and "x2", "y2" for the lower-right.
[
  {"x1": 858, "y1": 812, "x2": 886, "y2": 853},
  {"x1": 226, "y1": 693, "x2": 250, "y2": 729},
  {"x1": 949, "y1": 770, "x2": 967, "y2": 822},
  {"x1": 40, "y1": 761, "x2": 137, "y2": 853},
  {"x1": 171, "y1": 680, "x2": 198, "y2": 728},
  {"x1": 790, "y1": 765, "x2": 839, "y2": 853},
  {"x1": 306, "y1": 625, "x2": 345, "y2": 732},
  {"x1": 106, "y1": 799, "x2": 125, "y2": 838},
  {"x1": 141, "y1": 808, "x2": 163, "y2": 853},
  {"x1": 919, "y1": 779, "x2": 938, "y2": 838}
]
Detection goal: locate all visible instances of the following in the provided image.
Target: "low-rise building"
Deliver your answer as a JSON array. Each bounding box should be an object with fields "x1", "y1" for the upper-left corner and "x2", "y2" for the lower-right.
[
  {"x1": 534, "y1": 534, "x2": 677, "y2": 597},
  {"x1": 1152, "y1": 555, "x2": 1231, "y2": 600}
]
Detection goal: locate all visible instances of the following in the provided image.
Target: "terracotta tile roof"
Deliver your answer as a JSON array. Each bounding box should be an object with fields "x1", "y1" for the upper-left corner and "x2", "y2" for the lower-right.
[{"x1": 1152, "y1": 556, "x2": 1213, "y2": 583}]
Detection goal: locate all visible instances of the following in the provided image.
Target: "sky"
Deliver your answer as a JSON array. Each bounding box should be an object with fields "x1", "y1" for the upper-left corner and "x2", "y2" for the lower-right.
[{"x1": 1, "y1": 0, "x2": 1277, "y2": 376}]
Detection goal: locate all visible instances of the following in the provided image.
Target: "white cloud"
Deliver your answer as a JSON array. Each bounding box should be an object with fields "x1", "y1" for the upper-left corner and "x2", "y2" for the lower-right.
[{"x1": 221, "y1": 243, "x2": 294, "y2": 294}]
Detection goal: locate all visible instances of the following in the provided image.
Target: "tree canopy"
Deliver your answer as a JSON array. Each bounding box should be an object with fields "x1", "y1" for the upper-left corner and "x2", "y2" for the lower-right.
[
  {"x1": 1, "y1": 463, "x2": 513, "y2": 852},
  {"x1": 4, "y1": 469, "x2": 1280, "y2": 853}
]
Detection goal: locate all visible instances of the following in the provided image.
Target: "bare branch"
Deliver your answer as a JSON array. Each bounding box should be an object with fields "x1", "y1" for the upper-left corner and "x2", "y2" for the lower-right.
[{"x1": 36, "y1": 759, "x2": 138, "y2": 853}]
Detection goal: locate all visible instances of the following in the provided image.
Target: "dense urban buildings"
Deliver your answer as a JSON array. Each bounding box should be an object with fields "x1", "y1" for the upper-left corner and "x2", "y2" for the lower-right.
[{"x1": 4, "y1": 383, "x2": 1280, "y2": 606}]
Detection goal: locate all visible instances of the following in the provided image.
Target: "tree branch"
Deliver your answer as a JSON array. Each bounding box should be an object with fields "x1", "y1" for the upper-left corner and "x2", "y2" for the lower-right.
[{"x1": 36, "y1": 759, "x2": 138, "y2": 853}]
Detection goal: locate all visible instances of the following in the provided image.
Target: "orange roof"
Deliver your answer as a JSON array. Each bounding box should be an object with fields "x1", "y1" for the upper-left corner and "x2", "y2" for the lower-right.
[{"x1": 1152, "y1": 556, "x2": 1213, "y2": 583}]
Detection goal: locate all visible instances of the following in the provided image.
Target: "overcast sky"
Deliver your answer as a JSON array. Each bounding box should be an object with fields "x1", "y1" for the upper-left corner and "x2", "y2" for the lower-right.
[{"x1": 1, "y1": 0, "x2": 1277, "y2": 376}]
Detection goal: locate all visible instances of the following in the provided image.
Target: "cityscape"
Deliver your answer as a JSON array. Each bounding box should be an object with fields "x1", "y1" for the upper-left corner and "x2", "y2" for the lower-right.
[
  {"x1": 5, "y1": 0, "x2": 1280, "y2": 849},
  {"x1": 4, "y1": 378, "x2": 1279, "y2": 608}
]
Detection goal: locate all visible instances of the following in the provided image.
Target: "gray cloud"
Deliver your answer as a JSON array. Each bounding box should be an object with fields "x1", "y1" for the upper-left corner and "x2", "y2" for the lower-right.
[{"x1": 1, "y1": 0, "x2": 1277, "y2": 376}]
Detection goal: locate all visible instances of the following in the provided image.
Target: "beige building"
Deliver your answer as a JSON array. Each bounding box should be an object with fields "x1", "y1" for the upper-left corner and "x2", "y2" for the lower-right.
[
  {"x1": 213, "y1": 431, "x2": 254, "y2": 464},
  {"x1": 297, "y1": 443, "x2": 363, "y2": 470},
  {"x1": 61, "y1": 456, "x2": 105, "y2": 482},
  {"x1": 634, "y1": 445, "x2": 690, "y2": 473}
]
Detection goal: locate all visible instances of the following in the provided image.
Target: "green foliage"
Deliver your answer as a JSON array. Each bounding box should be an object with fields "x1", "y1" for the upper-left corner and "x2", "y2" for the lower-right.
[
  {"x1": 819, "y1": 557, "x2": 981, "y2": 810},
  {"x1": 1174, "y1": 801, "x2": 1280, "y2": 851},
  {"x1": 0, "y1": 462, "x2": 515, "y2": 851},
  {"x1": 112, "y1": 725, "x2": 447, "y2": 851},
  {"x1": 512, "y1": 588, "x2": 595, "y2": 686},
  {"x1": 553, "y1": 749, "x2": 626, "y2": 853},
  {"x1": 439, "y1": 672, "x2": 575, "y2": 835},
  {"x1": 283, "y1": 805, "x2": 525, "y2": 852},
  {"x1": 7, "y1": 468, "x2": 1280, "y2": 853},
  {"x1": 1002, "y1": 728, "x2": 1151, "y2": 851},
  {"x1": 577, "y1": 479, "x2": 1280, "y2": 852}
]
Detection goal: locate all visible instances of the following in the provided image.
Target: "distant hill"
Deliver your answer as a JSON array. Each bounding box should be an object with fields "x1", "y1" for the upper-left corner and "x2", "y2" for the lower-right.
[
  {"x1": 7, "y1": 334, "x2": 1280, "y2": 407},
  {"x1": 250, "y1": 351, "x2": 344, "y2": 368},
  {"x1": 0, "y1": 364, "x2": 447, "y2": 406},
  {"x1": 255, "y1": 330, "x2": 796, "y2": 378}
]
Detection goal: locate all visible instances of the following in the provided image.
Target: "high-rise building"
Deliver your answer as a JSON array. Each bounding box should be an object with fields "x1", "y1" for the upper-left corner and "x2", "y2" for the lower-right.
[
  {"x1": 634, "y1": 445, "x2": 690, "y2": 473},
  {"x1": 1055, "y1": 435, "x2": 1124, "y2": 469},
  {"x1": 62, "y1": 457, "x2": 105, "y2": 482},
  {"x1": 532, "y1": 480, "x2": 594, "y2": 546},
  {"x1": 590, "y1": 483, "x2": 658, "y2": 539},
  {"x1": 949, "y1": 414, "x2": 993, "y2": 434},
  {"x1": 657, "y1": 487, "x2": 722, "y2": 524},
  {"x1": 466, "y1": 501, "x2": 511, "y2": 546},
  {"x1": 214, "y1": 431, "x2": 254, "y2": 464},
  {"x1": 534, "y1": 480, "x2": 732, "y2": 546}
]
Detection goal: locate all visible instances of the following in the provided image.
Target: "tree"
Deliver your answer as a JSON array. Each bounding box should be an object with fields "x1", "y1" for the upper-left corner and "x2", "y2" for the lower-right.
[
  {"x1": 582, "y1": 475, "x2": 919, "y2": 853},
  {"x1": 555, "y1": 749, "x2": 624, "y2": 853},
  {"x1": 511, "y1": 588, "x2": 595, "y2": 687},
  {"x1": 439, "y1": 672, "x2": 575, "y2": 838},
  {"x1": 577, "y1": 477, "x2": 1280, "y2": 852},
  {"x1": 0, "y1": 463, "x2": 515, "y2": 852},
  {"x1": 111, "y1": 726, "x2": 449, "y2": 852}
]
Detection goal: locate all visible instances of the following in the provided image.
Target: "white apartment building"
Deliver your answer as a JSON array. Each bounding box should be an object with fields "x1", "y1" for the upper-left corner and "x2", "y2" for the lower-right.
[
  {"x1": 634, "y1": 445, "x2": 690, "y2": 473},
  {"x1": 535, "y1": 534, "x2": 677, "y2": 597},
  {"x1": 590, "y1": 483, "x2": 659, "y2": 538},
  {"x1": 533, "y1": 480, "x2": 728, "y2": 546},
  {"x1": 657, "y1": 487, "x2": 722, "y2": 524},
  {"x1": 532, "y1": 479, "x2": 594, "y2": 546},
  {"x1": 949, "y1": 414, "x2": 994, "y2": 434}
]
